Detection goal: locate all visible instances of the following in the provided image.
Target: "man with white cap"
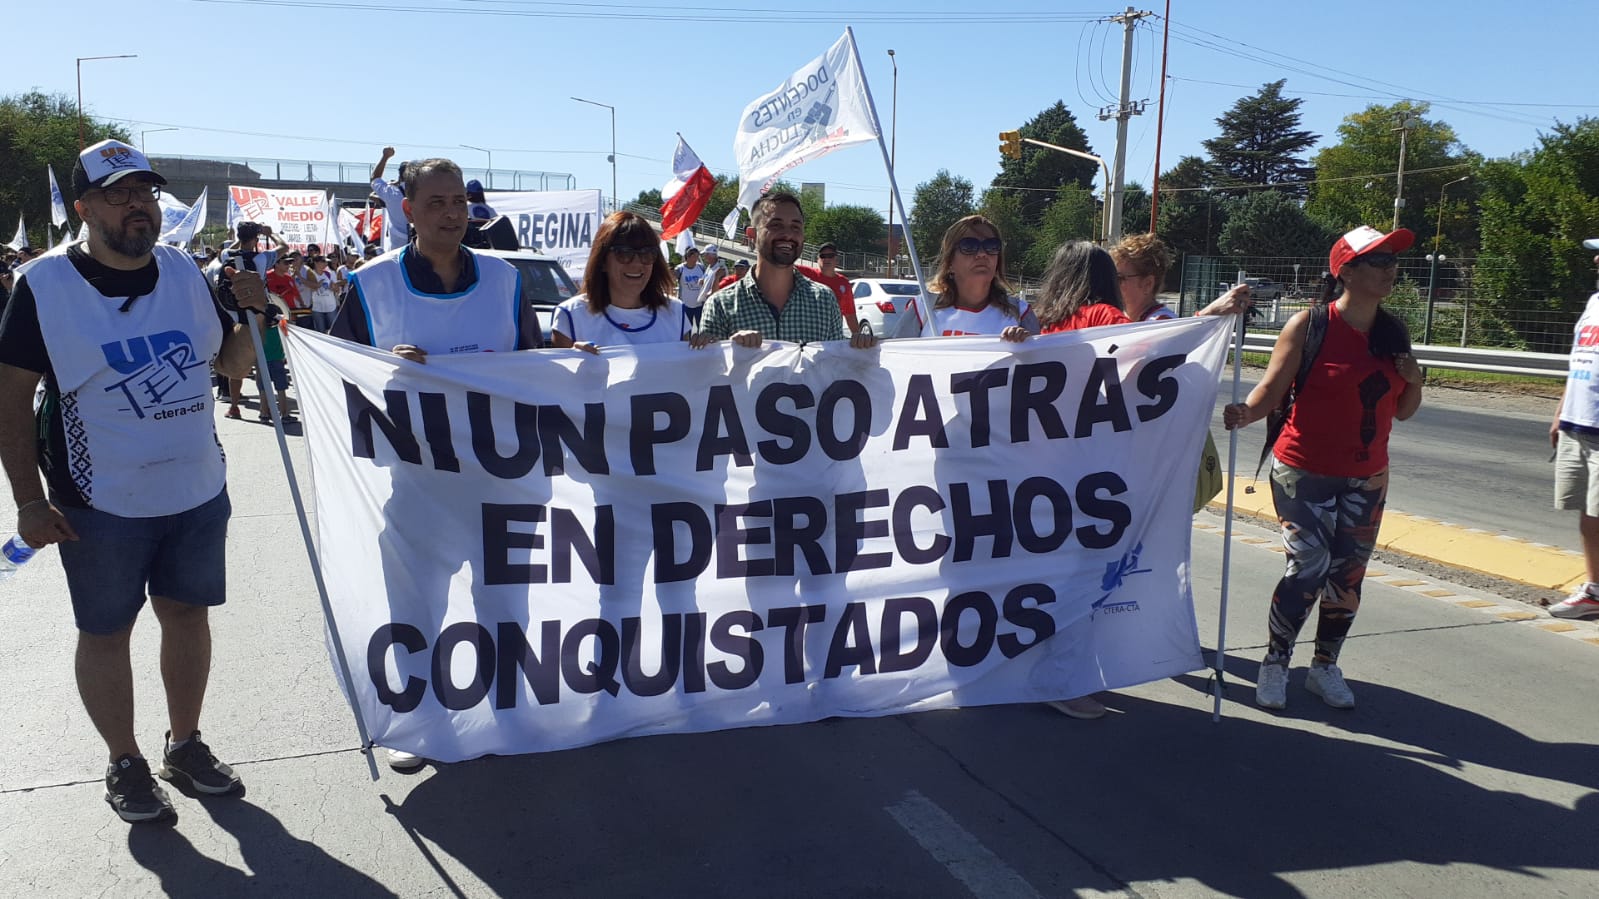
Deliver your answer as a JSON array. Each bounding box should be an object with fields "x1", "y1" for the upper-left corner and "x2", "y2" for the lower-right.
[
  {"x1": 0, "y1": 139, "x2": 268, "y2": 822},
  {"x1": 700, "y1": 244, "x2": 726, "y2": 301},
  {"x1": 1548, "y1": 238, "x2": 1599, "y2": 621}
]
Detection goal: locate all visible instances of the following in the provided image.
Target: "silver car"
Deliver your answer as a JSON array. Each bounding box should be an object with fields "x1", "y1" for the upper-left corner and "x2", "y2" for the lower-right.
[{"x1": 477, "y1": 248, "x2": 581, "y2": 345}]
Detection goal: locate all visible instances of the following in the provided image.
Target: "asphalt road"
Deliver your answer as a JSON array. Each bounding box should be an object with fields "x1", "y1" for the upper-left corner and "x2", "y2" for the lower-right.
[
  {"x1": 1, "y1": 401, "x2": 1596, "y2": 898},
  {"x1": 1214, "y1": 377, "x2": 1571, "y2": 552}
]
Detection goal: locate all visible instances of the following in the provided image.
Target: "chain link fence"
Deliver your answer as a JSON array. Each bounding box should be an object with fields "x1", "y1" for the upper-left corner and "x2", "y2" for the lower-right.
[{"x1": 1176, "y1": 255, "x2": 1585, "y2": 353}]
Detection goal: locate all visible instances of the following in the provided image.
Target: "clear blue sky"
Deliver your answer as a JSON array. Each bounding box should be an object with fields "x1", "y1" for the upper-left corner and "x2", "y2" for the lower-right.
[{"x1": 8, "y1": 0, "x2": 1595, "y2": 219}]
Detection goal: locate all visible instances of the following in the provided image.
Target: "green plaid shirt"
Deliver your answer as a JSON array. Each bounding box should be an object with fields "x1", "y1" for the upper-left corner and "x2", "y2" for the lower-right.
[{"x1": 696, "y1": 270, "x2": 845, "y2": 343}]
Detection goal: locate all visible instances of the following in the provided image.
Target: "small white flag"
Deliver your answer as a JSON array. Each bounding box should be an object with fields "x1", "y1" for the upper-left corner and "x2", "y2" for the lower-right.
[
  {"x1": 5, "y1": 214, "x2": 27, "y2": 251},
  {"x1": 47, "y1": 165, "x2": 69, "y2": 229},
  {"x1": 160, "y1": 187, "x2": 208, "y2": 247}
]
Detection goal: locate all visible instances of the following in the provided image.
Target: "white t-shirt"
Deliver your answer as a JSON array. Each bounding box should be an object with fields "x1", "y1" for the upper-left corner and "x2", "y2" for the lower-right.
[
  {"x1": 933, "y1": 298, "x2": 1031, "y2": 336},
  {"x1": 371, "y1": 178, "x2": 410, "y2": 252},
  {"x1": 554, "y1": 295, "x2": 690, "y2": 347},
  {"x1": 309, "y1": 269, "x2": 339, "y2": 313},
  {"x1": 676, "y1": 263, "x2": 707, "y2": 308}
]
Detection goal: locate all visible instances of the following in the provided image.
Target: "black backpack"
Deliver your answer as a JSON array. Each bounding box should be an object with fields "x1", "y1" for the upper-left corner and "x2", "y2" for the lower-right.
[{"x1": 1255, "y1": 304, "x2": 1410, "y2": 477}]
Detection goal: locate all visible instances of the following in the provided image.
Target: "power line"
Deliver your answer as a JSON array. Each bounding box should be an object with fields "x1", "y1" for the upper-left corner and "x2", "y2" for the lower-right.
[
  {"x1": 190, "y1": 0, "x2": 1105, "y2": 24},
  {"x1": 1169, "y1": 75, "x2": 1599, "y2": 108}
]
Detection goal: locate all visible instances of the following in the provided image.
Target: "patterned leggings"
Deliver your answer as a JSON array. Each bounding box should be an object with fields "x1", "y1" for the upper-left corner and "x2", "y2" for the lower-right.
[{"x1": 1264, "y1": 459, "x2": 1389, "y2": 666}]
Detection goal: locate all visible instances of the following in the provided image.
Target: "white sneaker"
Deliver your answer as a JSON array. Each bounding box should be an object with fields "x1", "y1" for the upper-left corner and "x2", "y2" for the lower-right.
[
  {"x1": 1306, "y1": 664, "x2": 1356, "y2": 709},
  {"x1": 1255, "y1": 663, "x2": 1288, "y2": 710},
  {"x1": 1549, "y1": 588, "x2": 1599, "y2": 621},
  {"x1": 386, "y1": 748, "x2": 426, "y2": 771},
  {"x1": 1044, "y1": 696, "x2": 1107, "y2": 720}
]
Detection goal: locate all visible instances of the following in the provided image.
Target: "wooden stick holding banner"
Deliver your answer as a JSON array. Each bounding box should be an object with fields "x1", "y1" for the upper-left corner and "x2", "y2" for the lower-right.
[
  {"x1": 844, "y1": 27, "x2": 934, "y2": 338},
  {"x1": 242, "y1": 309, "x2": 381, "y2": 779},
  {"x1": 1213, "y1": 269, "x2": 1249, "y2": 722}
]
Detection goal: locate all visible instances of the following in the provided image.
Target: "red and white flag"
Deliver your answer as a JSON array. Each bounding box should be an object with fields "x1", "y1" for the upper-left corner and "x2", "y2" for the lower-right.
[{"x1": 659, "y1": 135, "x2": 715, "y2": 240}]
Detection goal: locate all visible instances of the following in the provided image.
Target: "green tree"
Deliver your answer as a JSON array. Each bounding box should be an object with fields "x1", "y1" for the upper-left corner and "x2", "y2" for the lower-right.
[
  {"x1": 991, "y1": 101, "x2": 1099, "y2": 225},
  {"x1": 1476, "y1": 118, "x2": 1599, "y2": 351},
  {"x1": 0, "y1": 91, "x2": 130, "y2": 247},
  {"x1": 978, "y1": 188, "x2": 1034, "y2": 281},
  {"x1": 1201, "y1": 80, "x2": 1318, "y2": 195},
  {"x1": 1306, "y1": 101, "x2": 1480, "y2": 246},
  {"x1": 810, "y1": 204, "x2": 886, "y2": 260},
  {"x1": 1216, "y1": 190, "x2": 1336, "y2": 258},
  {"x1": 909, "y1": 169, "x2": 975, "y2": 263},
  {"x1": 1026, "y1": 185, "x2": 1099, "y2": 274},
  {"x1": 1119, "y1": 182, "x2": 1150, "y2": 239},
  {"x1": 632, "y1": 187, "x2": 663, "y2": 208},
  {"x1": 1155, "y1": 155, "x2": 1224, "y2": 258}
]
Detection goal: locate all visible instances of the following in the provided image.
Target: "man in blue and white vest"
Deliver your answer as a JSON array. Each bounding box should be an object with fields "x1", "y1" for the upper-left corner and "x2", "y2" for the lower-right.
[
  {"x1": 0, "y1": 140, "x2": 268, "y2": 823},
  {"x1": 330, "y1": 158, "x2": 541, "y2": 771},
  {"x1": 331, "y1": 157, "x2": 542, "y2": 361}
]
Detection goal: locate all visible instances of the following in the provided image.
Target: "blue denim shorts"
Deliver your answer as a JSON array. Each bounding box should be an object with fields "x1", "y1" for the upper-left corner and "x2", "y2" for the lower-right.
[{"x1": 58, "y1": 489, "x2": 232, "y2": 635}]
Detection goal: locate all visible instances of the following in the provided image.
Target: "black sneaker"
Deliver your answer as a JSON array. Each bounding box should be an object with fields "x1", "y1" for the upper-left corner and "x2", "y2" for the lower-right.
[
  {"x1": 105, "y1": 755, "x2": 175, "y2": 823},
  {"x1": 158, "y1": 730, "x2": 242, "y2": 795}
]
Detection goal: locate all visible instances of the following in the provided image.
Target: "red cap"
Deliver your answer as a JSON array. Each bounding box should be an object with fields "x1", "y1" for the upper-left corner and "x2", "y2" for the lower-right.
[{"x1": 1328, "y1": 225, "x2": 1415, "y2": 277}]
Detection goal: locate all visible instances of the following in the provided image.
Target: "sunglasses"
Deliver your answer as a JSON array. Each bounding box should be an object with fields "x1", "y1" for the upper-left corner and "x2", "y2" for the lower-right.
[
  {"x1": 956, "y1": 237, "x2": 1003, "y2": 256},
  {"x1": 818, "y1": 252, "x2": 837, "y2": 260},
  {"x1": 95, "y1": 183, "x2": 162, "y2": 206},
  {"x1": 1354, "y1": 252, "x2": 1399, "y2": 268},
  {"x1": 609, "y1": 245, "x2": 656, "y2": 263}
]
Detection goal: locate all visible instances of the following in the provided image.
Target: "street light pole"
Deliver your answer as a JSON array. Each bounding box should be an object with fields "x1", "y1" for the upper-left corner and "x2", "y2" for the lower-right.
[
  {"x1": 140, "y1": 127, "x2": 177, "y2": 153},
  {"x1": 460, "y1": 144, "x2": 492, "y2": 188},
  {"x1": 571, "y1": 97, "x2": 617, "y2": 212},
  {"x1": 1423, "y1": 174, "x2": 1471, "y2": 345},
  {"x1": 76, "y1": 54, "x2": 137, "y2": 151},
  {"x1": 885, "y1": 49, "x2": 898, "y2": 277}
]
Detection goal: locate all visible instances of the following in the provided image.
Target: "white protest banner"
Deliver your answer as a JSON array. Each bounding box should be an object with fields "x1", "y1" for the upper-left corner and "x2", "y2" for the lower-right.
[
  {"x1": 484, "y1": 189, "x2": 603, "y2": 285},
  {"x1": 728, "y1": 31, "x2": 879, "y2": 226},
  {"x1": 284, "y1": 317, "x2": 1230, "y2": 762},
  {"x1": 227, "y1": 185, "x2": 336, "y2": 251}
]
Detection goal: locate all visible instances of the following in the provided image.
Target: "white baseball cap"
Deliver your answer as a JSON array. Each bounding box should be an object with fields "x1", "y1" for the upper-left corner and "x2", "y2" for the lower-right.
[{"x1": 72, "y1": 139, "x2": 166, "y2": 197}]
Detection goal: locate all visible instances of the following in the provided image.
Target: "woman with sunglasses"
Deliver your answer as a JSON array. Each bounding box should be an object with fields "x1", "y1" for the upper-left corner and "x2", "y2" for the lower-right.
[
  {"x1": 928, "y1": 215, "x2": 1038, "y2": 341},
  {"x1": 1222, "y1": 226, "x2": 1424, "y2": 712},
  {"x1": 552, "y1": 212, "x2": 690, "y2": 352},
  {"x1": 1110, "y1": 232, "x2": 1252, "y2": 321}
]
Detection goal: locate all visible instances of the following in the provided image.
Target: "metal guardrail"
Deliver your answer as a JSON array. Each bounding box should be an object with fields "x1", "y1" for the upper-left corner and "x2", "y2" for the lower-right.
[{"x1": 1239, "y1": 333, "x2": 1568, "y2": 380}]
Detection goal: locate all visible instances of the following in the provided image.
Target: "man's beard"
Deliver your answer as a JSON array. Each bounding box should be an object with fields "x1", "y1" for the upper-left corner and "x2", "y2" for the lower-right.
[
  {"x1": 95, "y1": 215, "x2": 158, "y2": 258},
  {"x1": 759, "y1": 241, "x2": 798, "y2": 267}
]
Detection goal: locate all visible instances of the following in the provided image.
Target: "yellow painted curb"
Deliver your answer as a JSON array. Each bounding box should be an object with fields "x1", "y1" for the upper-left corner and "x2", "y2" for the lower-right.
[{"x1": 1211, "y1": 475, "x2": 1585, "y2": 592}]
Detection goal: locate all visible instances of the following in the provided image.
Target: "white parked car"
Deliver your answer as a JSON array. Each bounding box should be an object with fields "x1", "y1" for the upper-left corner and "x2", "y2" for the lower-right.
[
  {"x1": 476, "y1": 248, "x2": 580, "y2": 345},
  {"x1": 850, "y1": 278, "x2": 925, "y2": 338}
]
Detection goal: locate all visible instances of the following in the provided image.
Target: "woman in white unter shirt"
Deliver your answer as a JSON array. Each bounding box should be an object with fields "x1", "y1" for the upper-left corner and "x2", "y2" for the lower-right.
[
  {"x1": 552, "y1": 212, "x2": 689, "y2": 351},
  {"x1": 928, "y1": 215, "x2": 1038, "y2": 343}
]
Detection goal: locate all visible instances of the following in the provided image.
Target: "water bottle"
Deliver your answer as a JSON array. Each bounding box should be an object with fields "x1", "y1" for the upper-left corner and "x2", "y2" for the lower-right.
[{"x1": 0, "y1": 535, "x2": 36, "y2": 581}]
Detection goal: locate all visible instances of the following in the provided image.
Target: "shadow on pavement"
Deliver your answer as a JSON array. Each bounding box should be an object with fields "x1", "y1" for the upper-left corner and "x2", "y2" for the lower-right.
[
  {"x1": 382, "y1": 667, "x2": 1599, "y2": 897},
  {"x1": 126, "y1": 795, "x2": 394, "y2": 897}
]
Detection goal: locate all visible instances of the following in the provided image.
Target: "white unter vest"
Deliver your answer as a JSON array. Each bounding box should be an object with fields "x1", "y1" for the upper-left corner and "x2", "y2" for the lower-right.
[
  {"x1": 932, "y1": 297, "x2": 1031, "y2": 337},
  {"x1": 30, "y1": 244, "x2": 226, "y2": 517},
  {"x1": 1561, "y1": 292, "x2": 1599, "y2": 429}
]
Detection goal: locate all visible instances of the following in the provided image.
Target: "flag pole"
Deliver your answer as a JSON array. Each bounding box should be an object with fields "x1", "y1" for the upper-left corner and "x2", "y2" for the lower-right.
[
  {"x1": 1213, "y1": 269, "x2": 1248, "y2": 722},
  {"x1": 243, "y1": 312, "x2": 381, "y2": 779},
  {"x1": 845, "y1": 27, "x2": 933, "y2": 337}
]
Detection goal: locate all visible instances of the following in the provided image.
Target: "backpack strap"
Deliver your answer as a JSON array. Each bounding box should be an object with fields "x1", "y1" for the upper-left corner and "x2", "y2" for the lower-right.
[{"x1": 1255, "y1": 304, "x2": 1328, "y2": 478}]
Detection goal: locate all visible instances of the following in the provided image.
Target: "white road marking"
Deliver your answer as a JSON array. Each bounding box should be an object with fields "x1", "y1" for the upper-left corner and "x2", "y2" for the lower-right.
[{"x1": 883, "y1": 790, "x2": 1045, "y2": 899}]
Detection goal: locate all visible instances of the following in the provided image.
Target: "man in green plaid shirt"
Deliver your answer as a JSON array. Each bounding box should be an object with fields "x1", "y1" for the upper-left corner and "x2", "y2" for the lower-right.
[{"x1": 691, "y1": 192, "x2": 876, "y2": 350}]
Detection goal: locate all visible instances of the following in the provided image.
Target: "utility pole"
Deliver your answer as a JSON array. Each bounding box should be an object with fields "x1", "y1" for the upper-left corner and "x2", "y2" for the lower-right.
[
  {"x1": 1392, "y1": 110, "x2": 1420, "y2": 231},
  {"x1": 1099, "y1": 7, "x2": 1151, "y2": 242}
]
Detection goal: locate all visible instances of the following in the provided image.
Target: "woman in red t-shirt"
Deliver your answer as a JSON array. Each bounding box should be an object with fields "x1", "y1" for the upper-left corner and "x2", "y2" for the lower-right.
[
  {"x1": 1032, "y1": 242, "x2": 1132, "y2": 333},
  {"x1": 1221, "y1": 226, "x2": 1424, "y2": 712}
]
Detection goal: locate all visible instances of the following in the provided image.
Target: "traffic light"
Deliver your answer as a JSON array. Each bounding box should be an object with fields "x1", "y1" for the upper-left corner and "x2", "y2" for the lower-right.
[{"x1": 999, "y1": 130, "x2": 1022, "y2": 160}]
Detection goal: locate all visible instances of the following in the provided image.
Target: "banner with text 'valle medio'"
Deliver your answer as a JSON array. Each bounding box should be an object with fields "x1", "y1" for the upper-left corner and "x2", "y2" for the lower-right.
[{"x1": 285, "y1": 317, "x2": 1230, "y2": 761}]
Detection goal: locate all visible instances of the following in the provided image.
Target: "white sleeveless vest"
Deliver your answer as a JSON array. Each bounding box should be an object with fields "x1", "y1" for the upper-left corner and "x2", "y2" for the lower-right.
[
  {"x1": 349, "y1": 248, "x2": 521, "y2": 355},
  {"x1": 1561, "y1": 292, "x2": 1599, "y2": 429},
  {"x1": 30, "y1": 244, "x2": 226, "y2": 517}
]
